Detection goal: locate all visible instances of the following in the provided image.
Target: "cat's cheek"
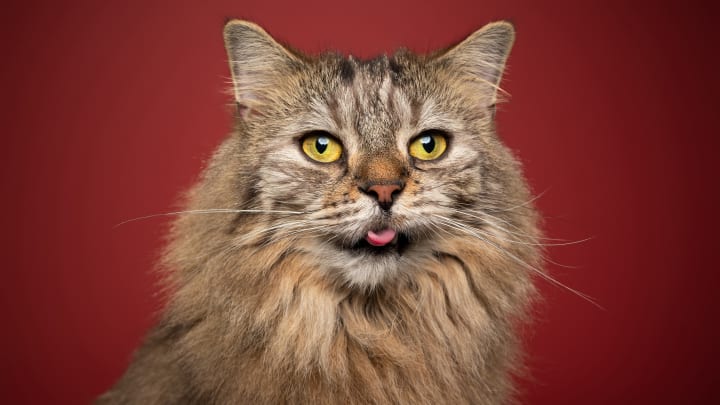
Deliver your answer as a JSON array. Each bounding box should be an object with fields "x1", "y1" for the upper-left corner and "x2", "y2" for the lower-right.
[{"x1": 321, "y1": 179, "x2": 362, "y2": 210}]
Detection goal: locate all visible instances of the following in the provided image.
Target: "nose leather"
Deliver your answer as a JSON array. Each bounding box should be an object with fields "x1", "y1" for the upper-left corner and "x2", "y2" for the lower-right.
[
  {"x1": 368, "y1": 184, "x2": 400, "y2": 205},
  {"x1": 361, "y1": 182, "x2": 404, "y2": 210}
]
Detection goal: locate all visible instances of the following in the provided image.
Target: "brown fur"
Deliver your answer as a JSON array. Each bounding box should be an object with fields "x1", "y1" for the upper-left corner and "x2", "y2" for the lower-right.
[{"x1": 97, "y1": 20, "x2": 541, "y2": 404}]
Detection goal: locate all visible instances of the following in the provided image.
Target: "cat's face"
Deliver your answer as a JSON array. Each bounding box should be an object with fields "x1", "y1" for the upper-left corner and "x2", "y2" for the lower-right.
[{"x1": 223, "y1": 21, "x2": 521, "y2": 287}]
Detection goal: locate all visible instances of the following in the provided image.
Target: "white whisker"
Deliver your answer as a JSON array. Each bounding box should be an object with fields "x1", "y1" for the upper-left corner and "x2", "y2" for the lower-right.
[
  {"x1": 432, "y1": 215, "x2": 603, "y2": 309},
  {"x1": 114, "y1": 208, "x2": 307, "y2": 228},
  {"x1": 443, "y1": 209, "x2": 593, "y2": 247},
  {"x1": 494, "y1": 188, "x2": 549, "y2": 213}
]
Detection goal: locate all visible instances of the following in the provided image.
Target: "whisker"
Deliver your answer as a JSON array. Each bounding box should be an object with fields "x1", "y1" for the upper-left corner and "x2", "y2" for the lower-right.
[
  {"x1": 445, "y1": 209, "x2": 593, "y2": 247},
  {"x1": 114, "y1": 208, "x2": 307, "y2": 228},
  {"x1": 542, "y1": 256, "x2": 583, "y2": 270},
  {"x1": 494, "y1": 188, "x2": 550, "y2": 213},
  {"x1": 452, "y1": 206, "x2": 594, "y2": 269},
  {"x1": 450, "y1": 187, "x2": 550, "y2": 215},
  {"x1": 233, "y1": 219, "x2": 318, "y2": 246},
  {"x1": 432, "y1": 215, "x2": 603, "y2": 309},
  {"x1": 443, "y1": 205, "x2": 567, "y2": 242},
  {"x1": 435, "y1": 213, "x2": 590, "y2": 248}
]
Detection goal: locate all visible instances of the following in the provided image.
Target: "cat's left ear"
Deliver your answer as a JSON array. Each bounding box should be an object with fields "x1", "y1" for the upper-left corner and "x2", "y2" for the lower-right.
[
  {"x1": 438, "y1": 21, "x2": 515, "y2": 106},
  {"x1": 223, "y1": 20, "x2": 300, "y2": 117}
]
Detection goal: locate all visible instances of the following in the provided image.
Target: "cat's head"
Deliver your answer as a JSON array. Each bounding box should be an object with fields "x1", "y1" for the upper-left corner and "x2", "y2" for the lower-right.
[{"x1": 217, "y1": 20, "x2": 531, "y2": 288}]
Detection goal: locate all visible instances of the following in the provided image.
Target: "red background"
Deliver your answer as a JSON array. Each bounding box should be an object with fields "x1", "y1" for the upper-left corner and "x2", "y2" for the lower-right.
[{"x1": 3, "y1": 0, "x2": 719, "y2": 403}]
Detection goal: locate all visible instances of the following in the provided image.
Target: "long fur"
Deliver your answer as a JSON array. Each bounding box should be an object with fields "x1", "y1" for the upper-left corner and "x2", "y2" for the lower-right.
[{"x1": 98, "y1": 20, "x2": 541, "y2": 404}]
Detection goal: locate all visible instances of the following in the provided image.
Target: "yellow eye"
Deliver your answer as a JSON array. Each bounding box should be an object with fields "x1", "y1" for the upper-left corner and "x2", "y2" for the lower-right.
[
  {"x1": 302, "y1": 133, "x2": 343, "y2": 163},
  {"x1": 409, "y1": 132, "x2": 447, "y2": 161}
]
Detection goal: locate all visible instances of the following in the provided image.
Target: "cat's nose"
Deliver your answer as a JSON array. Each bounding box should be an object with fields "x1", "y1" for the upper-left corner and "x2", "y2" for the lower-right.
[{"x1": 359, "y1": 182, "x2": 404, "y2": 210}]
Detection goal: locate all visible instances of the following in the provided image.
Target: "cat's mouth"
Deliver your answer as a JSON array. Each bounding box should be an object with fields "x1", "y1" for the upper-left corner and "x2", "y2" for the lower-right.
[{"x1": 344, "y1": 228, "x2": 410, "y2": 256}]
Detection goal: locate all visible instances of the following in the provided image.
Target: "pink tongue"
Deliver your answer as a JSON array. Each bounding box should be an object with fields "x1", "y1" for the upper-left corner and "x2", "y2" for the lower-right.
[{"x1": 366, "y1": 229, "x2": 397, "y2": 247}]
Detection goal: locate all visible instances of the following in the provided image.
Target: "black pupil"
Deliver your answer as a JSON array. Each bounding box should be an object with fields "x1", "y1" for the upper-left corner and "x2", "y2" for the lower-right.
[
  {"x1": 316, "y1": 137, "x2": 329, "y2": 154},
  {"x1": 420, "y1": 136, "x2": 435, "y2": 153}
]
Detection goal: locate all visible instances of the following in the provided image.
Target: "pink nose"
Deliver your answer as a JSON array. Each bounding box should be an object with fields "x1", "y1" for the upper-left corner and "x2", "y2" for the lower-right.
[{"x1": 364, "y1": 183, "x2": 403, "y2": 210}]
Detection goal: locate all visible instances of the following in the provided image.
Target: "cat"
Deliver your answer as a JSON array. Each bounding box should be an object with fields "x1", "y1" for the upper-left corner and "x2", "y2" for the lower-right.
[{"x1": 97, "y1": 19, "x2": 541, "y2": 405}]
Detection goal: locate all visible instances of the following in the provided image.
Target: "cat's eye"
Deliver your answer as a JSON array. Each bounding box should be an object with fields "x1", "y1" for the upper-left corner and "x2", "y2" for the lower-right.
[
  {"x1": 409, "y1": 131, "x2": 448, "y2": 161},
  {"x1": 301, "y1": 132, "x2": 343, "y2": 163}
]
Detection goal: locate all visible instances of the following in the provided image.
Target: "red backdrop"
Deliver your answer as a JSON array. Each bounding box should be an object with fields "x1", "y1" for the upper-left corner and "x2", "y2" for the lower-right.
[{"x1": 3, "y1": 0, "x2": 719, "y2": 403}]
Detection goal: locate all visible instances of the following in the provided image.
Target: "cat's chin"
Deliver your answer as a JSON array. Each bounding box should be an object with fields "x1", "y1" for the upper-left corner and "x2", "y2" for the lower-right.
[{"x1": 323, "y1": 232, "x2": 412, "y2": 287}]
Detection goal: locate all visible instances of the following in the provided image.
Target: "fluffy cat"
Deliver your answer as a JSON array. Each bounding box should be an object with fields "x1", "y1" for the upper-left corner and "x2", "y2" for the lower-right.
[{"x1": 98, "y1": 19, "x2": 541, "y2": 404}]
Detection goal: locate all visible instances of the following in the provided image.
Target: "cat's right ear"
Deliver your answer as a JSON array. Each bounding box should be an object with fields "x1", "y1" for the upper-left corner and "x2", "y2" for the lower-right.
[{"x1": 223, "y1": 20, "x2": 299, "y2": 118}]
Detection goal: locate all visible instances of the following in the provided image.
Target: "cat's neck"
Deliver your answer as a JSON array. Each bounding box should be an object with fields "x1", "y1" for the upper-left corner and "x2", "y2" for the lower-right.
[{"x1": 162, "y1": 233, "x2": 533, "y2": 403}]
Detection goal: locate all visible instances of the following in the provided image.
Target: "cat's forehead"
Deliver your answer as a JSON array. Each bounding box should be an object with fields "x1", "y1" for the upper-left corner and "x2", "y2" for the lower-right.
[
  {"x1": 312, "y1": 54, "x2": 420, "y2": 150},
  {"x1": 345, "y1": 55, "x2": 396, "y2": 83}
]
